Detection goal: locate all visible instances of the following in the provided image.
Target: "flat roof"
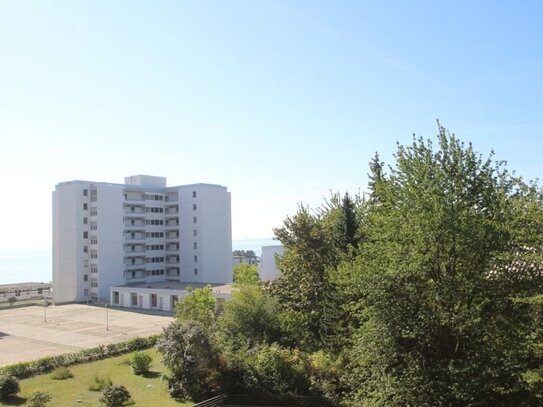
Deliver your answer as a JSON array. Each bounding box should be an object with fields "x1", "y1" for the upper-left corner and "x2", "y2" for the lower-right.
[
  {"x1": 112, "y1": 281, "x2": 233, "y2": 294},
  {"x1": 55, "y1": 180, "x2": 227, "y2": 191}
]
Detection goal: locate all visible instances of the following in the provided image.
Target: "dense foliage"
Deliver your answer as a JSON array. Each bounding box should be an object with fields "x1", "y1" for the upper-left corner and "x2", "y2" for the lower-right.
[
  {"x1": 157, "y1": 127, "x2": 543, "y2": 406},
  {"x1": 99, "y1": 385, "x2": 131, "y2": 407},
  {"x1": 27, "y1": 391, "x2": 52, "y2": 407},
  {"x1": 130, "y1": 352, "x2": 152, "y2": 375},
  {"x1": 0, "y1": 374, "x2": 19, "y2": 400}
]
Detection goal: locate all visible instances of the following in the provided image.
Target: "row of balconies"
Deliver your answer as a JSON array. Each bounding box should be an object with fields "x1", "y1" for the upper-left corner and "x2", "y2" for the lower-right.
[
  {"x1": 124, "y1": 195, "x2": 179, "y2": 203},
  {"x1": 124, "y1": 233, "x2": 179, "y2": 241}
]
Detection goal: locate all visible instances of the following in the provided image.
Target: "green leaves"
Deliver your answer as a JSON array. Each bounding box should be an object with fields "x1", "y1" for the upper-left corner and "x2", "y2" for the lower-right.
[
  {"x1": 341, "y1": 126, "x2": 543, "y2": 405},
  {"x1": 175, "y1": 285, "x2": 216, "y2": 329}
]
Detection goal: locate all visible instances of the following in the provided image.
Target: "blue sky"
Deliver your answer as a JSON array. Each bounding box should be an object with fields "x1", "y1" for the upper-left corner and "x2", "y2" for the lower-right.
[{"x1": 1, "y1": 1, "x2": 543, "y2": 250}]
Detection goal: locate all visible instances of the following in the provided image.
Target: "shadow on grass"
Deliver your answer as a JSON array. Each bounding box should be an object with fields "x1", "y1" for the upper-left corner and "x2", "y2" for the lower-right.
[
  {"x1": 1, "y1": 395, "x2": 26, "y2": 405},
  {"x1": 141, "y1": 371, "x2": 161, "y2": 379}
]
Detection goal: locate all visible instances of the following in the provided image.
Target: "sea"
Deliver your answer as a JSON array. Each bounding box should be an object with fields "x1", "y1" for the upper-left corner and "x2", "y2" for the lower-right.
[{"x1": 0, "y1": 238, "x2": 278, "y2": 285}]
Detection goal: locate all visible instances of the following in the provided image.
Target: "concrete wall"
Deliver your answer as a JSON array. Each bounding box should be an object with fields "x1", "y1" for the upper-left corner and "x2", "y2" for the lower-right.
[
  {"x1": 95, "y1": 184, "x2": 125, "y2": 302},
  {"x1": 53, "y1": 182, "x2": 88, "y2": 303},
  {"x1": 178, "y1": 184, "x2": 232, "y2": 284},
  {"x1": 259, "y1": 245, "x2": 284, "y2": 281}
]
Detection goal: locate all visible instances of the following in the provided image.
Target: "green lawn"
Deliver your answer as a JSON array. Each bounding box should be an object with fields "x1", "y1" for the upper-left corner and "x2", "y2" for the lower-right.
[{"x1": 1, "y1": 349, "x2": 192, "y2": 406}]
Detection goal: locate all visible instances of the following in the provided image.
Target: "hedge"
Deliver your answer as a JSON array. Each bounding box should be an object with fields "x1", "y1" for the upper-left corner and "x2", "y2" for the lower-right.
[{"x1": 0, "y1": 335, "x2": 159, "y2": 380}]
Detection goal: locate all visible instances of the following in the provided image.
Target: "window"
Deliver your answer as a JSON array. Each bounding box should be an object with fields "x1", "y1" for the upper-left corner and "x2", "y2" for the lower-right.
[
  {"x1": 193, "y1": 229, "x2": 197, "y2": 237},
  {"x1": 91, "y1": 238, "x2": 98, "y2": 244},
  {"x1": 84, "y1": 288, "x2": 89, "y2": 297},
  {"x1": 83, "y1": 274, "x2": 88, "y2": 282},
  {"x1": 83, "y1": 189, "x2": 88, "y2": 196},
  {"x1": 193, "y1": 242, "x2": 197, "y2": 249},
  {"x1": 131, "y1": 271, "x2": 136, "y2": 279},
  {"x1": 83, "y1": 231, "x2": 88, "y2": 239},
  {"x1": 194, "y1": 268, "x2": 198, "y2": 275},
  {"x1": 83, "y1": 203, "x2": 88, "y2": 210},
  {"x1": 193, "y1": 216, "x2": 197, "y2": 224},
  {"x1": 194, "y1": 255, "x2": 198, "y2": 262},
  {"x1": 113, "y1": 291, "x2": 119, "y2": 304},
  {"x1": 192, "y1": 191, "x2": 196, "y2": 198},
  {"x1": 131, "y1": 293, "x2": 138, "y2": 306},
  {"x1": 150, "y1": 294, "x2": 157, "y2": 308},
  {"x1": 83, "y1": 246, "x2": 88, "y2": 253},
  {"x1": 83, "y1": 217, "x2": 88, "y2": 225},
  {"x1": 91, "y1": 252, "x2": 98, "y2": 259},
  {"x1": 193, "y1": 203, "x2": 197, "y2": 210},
  {"x1": 91, "y1": 281, "x2": 98, "y2": 288}
]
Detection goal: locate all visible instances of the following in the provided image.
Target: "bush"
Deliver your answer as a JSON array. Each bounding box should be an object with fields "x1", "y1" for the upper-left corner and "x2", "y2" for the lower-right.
[
  {"x1": 89, "y1": 375, "x2": 112, "y2": 391},
  {"x1": 0, "y1": 334, "x2": 159, "y2": 380},
  {"x1": 130, "y1": 352, "x2": 152, "y2": 375},
  {"x1": 50, "y1": 366, "x2": 73, "y2": 380},
  {"x1": 0, "y1": 374, "x2": 19, "y2": 400},
  {"x1": 27, "y1": 391, "x2": 52, "y2": 407},
  {"x1": 100, "y1": 385, "x2": 131, "y2": 407},
  {"x1": 156, "y1": 321, "x2": 220, "y2": 401}
]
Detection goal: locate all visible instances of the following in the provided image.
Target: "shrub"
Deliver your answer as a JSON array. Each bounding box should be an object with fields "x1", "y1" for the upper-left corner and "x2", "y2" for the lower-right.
[
  {"x1": 27, "y1": 391, "x2": 52, "y2": 407},
  {"x1": 0, "y1": 374, "x2": 19, "y2": 400},
  {"x1": 0, "y1": 334, "x2": 159, "y2": 380},
  {"x1": 157, "y1": 320, "x2": 220, "y2": 401},
  {"x1": 99, "y1": 385, "x2": 131, "y2": 407},
  {"x1": 89, "y1": 375, "x2": 112, "y2": 391},
  {"x1": 50, "y1": 366, "x2": 73, "y2": 380},
  {"x1": 130, "y1": 352, "x2": 152, "y2": 375}
]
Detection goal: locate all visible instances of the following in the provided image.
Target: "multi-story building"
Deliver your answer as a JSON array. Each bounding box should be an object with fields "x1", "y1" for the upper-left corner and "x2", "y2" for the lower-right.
[{"x1": 52, "y1": 175, "x2": 232, "y2": 305}]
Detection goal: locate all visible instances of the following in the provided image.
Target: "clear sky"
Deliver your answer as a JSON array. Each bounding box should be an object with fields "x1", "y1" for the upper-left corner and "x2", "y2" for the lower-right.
[{"x1": 1, "y1": 1, "x2": 543, "y2": 250}]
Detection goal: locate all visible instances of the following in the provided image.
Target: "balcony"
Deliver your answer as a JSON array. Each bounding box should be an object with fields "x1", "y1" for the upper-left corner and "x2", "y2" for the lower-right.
[
  {"x1": 166, "y1": 245, "x2": 179, "y2": 252},
  {"x1": 124, "y1": 222, "x2": 145, "y2": 230},
  {"x1": 124, "y1": 209, "x2": 145, "y2": 215},
  {"x1": 125, "y1": 234, "x2": 145, "y2": 241},
  {"x1": 165, "y1": 221, "x2": 179, "y2": 228},
  {"x1": 124, "y1": 245, "x2": 145, "y2": 253},
  {"x1": 124, "y1": 261, "x2": 146, "y2": 268},
  {"x1": 124, "y1": 195, "x2": 145, "y2": 202}
]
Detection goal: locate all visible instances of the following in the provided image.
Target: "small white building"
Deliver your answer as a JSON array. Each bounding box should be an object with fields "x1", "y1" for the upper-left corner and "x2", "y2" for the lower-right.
[
  {"x1": 110, "y1": 282, "x2": 232, "y2": 312},
  {"x1": 259, "y1": 245, "x2": 284, "y2": 281}
]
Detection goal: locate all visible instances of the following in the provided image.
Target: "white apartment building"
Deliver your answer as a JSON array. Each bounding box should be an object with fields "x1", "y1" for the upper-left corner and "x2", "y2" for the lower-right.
[{"x1": 53, "y1": 175, "x2": 232, "y2": 305}]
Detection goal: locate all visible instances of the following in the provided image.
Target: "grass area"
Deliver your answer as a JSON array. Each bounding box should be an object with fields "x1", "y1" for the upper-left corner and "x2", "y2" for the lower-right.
[{"x1": 1, "y1": 349, "x2": 192, "y2": 407}]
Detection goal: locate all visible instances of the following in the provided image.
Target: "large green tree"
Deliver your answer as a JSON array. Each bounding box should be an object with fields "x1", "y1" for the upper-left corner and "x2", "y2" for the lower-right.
[{"x1": 341, "y1": 128, "x2": 543, "y2": 406}]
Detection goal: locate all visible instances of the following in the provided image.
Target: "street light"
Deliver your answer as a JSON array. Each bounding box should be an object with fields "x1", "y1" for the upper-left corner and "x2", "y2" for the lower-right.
[
  {"x1": 43, "y1": 297, "x2": 48, "y2": 323},
  {"x1": 105, "y1": 303, "x2": 109, "y2": 331}
]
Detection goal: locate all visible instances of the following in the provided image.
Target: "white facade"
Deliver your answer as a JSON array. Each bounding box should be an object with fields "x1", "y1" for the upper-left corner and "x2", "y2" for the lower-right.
[
  {"x1": 110, "y1": 282, "x2": 232, "y2": 312},
  {"x1": 259, "y1": 245, "x2": 284, "y2": 281},
  {"x1": 53, "y1": 175, "x2": 232, "y2": 304}
]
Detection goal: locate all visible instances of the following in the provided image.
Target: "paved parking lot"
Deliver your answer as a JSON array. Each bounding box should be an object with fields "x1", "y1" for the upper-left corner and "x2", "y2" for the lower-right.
[{"x1": 0, "y1": 304, "x2": 173, "y2": 366}]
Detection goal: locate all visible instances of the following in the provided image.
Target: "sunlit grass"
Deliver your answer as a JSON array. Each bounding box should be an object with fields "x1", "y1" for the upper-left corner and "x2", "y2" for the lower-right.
[{"x1": 2, "y1": 349, "x2": 191, "y2": 406}]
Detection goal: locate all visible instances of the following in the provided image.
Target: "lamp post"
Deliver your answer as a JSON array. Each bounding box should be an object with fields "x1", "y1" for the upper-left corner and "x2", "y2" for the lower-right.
[
  {"x1": 43, "y1": 297, "x2": 48, "y2": 323},
  {"x1": 105, "y1": 303, "x2": 109, "y2": 331}
]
